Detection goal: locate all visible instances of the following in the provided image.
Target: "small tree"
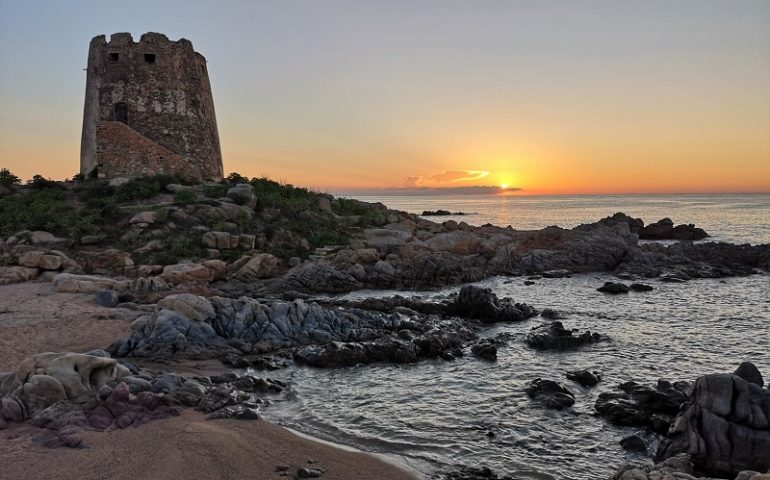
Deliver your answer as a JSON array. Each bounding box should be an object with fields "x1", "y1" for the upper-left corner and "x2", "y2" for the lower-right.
[{"x1": 0, "y1": 168, "x2": 21, "y2": 187}]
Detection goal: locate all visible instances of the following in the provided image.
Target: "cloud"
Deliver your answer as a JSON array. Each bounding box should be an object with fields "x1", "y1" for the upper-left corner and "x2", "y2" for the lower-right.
[
  {"x1": 402, "y1": 170, "x2": 490, "y2": 188},
  {"x1": 337, "y1": 185, "x2": 521, "y2": 196}
]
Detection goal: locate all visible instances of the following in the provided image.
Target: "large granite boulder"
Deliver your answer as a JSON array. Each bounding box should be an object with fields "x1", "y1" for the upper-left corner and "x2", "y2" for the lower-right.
[
  {"x1": 0, "y1": 353, "x2": 130, "y2": 421},
  {"x1": 657, "y1": 364, "x2": 770, "y2": 477},
  {"x1": 595, "y1": 379, "x2": 691, "y2": 432},
  {"x1": 526, "y1": 321, "x2": 605, "y2": 350},
  {"x1": 448, "y1": 285, "x2": 537, "y2": 323}
]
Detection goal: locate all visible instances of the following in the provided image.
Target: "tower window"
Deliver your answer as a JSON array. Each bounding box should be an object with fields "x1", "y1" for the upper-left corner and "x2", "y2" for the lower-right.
[
  {"x1": 109, "y1": 52, "x2": 119, "y2": 62},
  {"x1": 115, "y1": 102, "x2": 128, "y2": 124},
  {"x1": 144, "y1": 53, "x2": 156, "y2": 63}
]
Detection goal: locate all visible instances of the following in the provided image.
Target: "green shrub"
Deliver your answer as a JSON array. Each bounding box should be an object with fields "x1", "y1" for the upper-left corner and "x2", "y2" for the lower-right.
[
  {"x1": 170, "y1": 236, "x2": 204, "y2": 259},
  {"x1": 0, "y1": 189, "x2": 91, "y2": 237},
  {"x1": 203, "y1": 184, "x2": 229, "y2": 198},
  {"x1": 26, "y1": 175, "x2": 62, "y2": 190},
  {"x1": 0, "y1": 168, "x2": 21, "y2": 187},
  {"x1": 173, "y1": 190, "x2": 198, "y2": 205},
  {"x1": 225, "y1": 172, "x2": 249, "y2": 185}
]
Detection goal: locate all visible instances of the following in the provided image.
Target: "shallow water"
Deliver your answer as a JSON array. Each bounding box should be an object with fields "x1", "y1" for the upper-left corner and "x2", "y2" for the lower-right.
[
  {"x1": 346, "y1": 193, "x2": 770, "y2": 245},
  {"x1": 262, "y1": 273, "x2": 770, "y2": 479},
  {"x1": 260, "y1": 193, "x2": 770, "y2": 479}
]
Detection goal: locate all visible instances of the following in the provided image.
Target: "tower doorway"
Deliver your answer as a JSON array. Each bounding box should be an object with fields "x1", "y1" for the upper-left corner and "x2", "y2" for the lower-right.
[{"x1": 115, "y1": 102, "x2": 128, "y2": 124}]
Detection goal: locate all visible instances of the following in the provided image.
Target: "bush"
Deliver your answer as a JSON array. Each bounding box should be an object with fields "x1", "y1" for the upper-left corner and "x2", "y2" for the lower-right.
[
  {"x1": 26, "y1": 174, "x2": 61, "y2": 190},
  {"x1": 0, "y1": 168, "x2": 21, "y2": 187},
  {"x1": 225, "y1": 172, "x2": 249, "y2": 185},
  {"x1": 0, "y1": 189, "x2": 96, "y2": 237},
  {"x1": 170, "y1": 236, "x2": 204, "y2": 259},
  {"x1": 173, "y1": 190, "x2": 198, "y2": 205},
  {"x1": 203, "y1": 184, "x2": 229, "y2": 198}
]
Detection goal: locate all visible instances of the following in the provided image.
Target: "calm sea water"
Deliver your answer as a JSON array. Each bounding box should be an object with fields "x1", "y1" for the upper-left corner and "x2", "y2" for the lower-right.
[
  {"x1": 261, "y1": 193, "x2": 770, "y2": 480},
  {"x1": 347, "y1": 193, "x2": 770, "y2": 244}
]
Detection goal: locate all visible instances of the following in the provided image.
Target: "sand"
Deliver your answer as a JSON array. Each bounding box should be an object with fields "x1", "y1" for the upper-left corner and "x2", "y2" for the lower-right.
[
  {"x1": 0, "y1": 282, "x2": 419, "y2": 480},
  {"x1": 0, "y1": 282, "x2": 130, "y2": 370}
]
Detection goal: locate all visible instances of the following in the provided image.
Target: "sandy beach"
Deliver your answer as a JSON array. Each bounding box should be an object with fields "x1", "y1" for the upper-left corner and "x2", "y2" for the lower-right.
[{"x1": 0, "y1": 282, "x2": 418, "y2": 480}]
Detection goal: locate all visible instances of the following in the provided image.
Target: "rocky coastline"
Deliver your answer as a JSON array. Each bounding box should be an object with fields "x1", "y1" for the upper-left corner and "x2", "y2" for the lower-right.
[{"x1": 1, "y1": 176, "x2": 768, "y2": 479}]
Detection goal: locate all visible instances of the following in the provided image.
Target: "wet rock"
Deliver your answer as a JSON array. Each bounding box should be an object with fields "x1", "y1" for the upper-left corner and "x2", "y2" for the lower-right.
[
  {"x1": 566, "y1": 369, "x2": 601, "y2": 387},
  {"x1": 526, "y1": 322, "x2": 604, "y2": 350},
  {"x1": 734, "y1": 361, "x2": 764, "y2": 387},
  {"x1": 595, "y1": 379, "x2": 691, "y2": 431},
  {"x1": 629, "y1": 283, "x2": 654, "y2": 292},
  {"x1": 525, "y1": 379, "x2": 575, "y2": 410},
  {"x1": 470, "y1": 340, "x2": 497, "y2": 361},
  {"x1": 597, "y1": 282, "x2": 630, "y2": 294},
  {"x1": 620, "y1": 434, "x2": 647, "y2": 452},
  {"x1": 449, "y1": 285, "x2": 537, "y2": 323},
  {"x1": 657, "y1": 367, "x2": 770, "y2": 477},
  {"x1": 540, "y1": 308, "x2": 562, "y2": 319},
  {"x1": 610, "y1": 453, "x2": 695, "y2": 480},
  {"x1": 542, "y1": 269, "x2": 571, "y2": 278}
]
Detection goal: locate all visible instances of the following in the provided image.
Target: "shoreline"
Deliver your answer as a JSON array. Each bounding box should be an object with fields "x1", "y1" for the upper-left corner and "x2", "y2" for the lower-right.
[{"x1": 0, "y1": 282, "x2": 419, "y2": 480}]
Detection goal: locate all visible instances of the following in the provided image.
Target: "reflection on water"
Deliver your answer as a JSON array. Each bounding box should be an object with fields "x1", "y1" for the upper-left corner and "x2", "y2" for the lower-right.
[
  {"x1": 344, "y1": 193, "x2": 770, "y2": 244},
  {"x1": 262, "y1": 274, "x2": 770, "y2": 480}
]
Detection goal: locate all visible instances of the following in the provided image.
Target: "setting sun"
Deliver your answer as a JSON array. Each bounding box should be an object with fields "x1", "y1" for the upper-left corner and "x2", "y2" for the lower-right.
[{"x1": 501, "y1": 183, "x2": 508, "y2": 189}]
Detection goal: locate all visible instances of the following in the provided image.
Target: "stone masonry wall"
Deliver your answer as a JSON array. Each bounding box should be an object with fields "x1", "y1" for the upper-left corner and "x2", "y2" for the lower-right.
[
  {"x1": 80, "y1": 32, "x2": 223, "y2": 181},
  {"x1": 95, "y1": 121, "x2": 191, "y2": 179}
]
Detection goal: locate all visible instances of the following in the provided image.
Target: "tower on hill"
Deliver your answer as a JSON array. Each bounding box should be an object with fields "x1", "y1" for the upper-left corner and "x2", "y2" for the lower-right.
[{"x1": 80, "y1": 32, "x2": 223, "y2": 181}]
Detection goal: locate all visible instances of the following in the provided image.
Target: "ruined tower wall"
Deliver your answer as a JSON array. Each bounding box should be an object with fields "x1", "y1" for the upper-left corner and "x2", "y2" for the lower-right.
[{"x1": 80, "y1": 32, "x2": 223, "y2": 181}]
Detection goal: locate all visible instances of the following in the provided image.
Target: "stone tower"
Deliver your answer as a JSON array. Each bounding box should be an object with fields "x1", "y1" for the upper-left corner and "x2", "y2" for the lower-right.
[{"x1": 80, "y1": 32, "x2": 223, "y2": 181}]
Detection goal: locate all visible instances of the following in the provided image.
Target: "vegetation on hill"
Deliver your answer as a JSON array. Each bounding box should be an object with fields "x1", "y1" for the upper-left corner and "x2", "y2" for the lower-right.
[{"x1": 0, "y1": 170, "x2": 390, "y2": 265}]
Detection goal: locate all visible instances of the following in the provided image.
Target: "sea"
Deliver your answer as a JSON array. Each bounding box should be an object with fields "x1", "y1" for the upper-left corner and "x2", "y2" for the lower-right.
[{"x1": 260, "y1": 193, "x2": 770, "y2": 480}]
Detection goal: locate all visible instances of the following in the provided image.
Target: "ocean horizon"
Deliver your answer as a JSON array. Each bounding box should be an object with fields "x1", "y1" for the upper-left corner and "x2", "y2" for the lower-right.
[{"x1": 342, "y1": 192, "x2": 770, "y2": 245}]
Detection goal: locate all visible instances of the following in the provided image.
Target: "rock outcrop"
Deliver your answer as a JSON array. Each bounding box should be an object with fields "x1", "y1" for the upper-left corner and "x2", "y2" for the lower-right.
[
  {"x1": 525, "y1": 321, "x2": 605, "y2": 350},
  {"x1": 657, "y1": 364, "x2": 770, "y2": 477}
]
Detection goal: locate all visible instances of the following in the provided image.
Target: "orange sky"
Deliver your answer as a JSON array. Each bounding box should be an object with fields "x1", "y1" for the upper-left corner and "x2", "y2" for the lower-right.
[{"x1": 1, "y1": 1, "x2": 769, "y2": 195}]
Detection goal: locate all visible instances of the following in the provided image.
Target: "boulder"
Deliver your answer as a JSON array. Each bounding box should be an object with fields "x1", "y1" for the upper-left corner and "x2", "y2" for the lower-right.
[
  {"x1": 0, "y1": 352, "x2": 129, "y2": 421},
  {"x1": 449, "y1": 285, "x2": 537, "y2": 323},
  {"x1": 201, "y1": 231, "x2": 240, "y2": 250},
  {"x1": 734, "y1": 361, "x2": 764, "y2": 387},
  {"x1": 657, "y1": 366, "x2": 770, "y2": 477},
  {"x1": 566, "y1": 369, "x2": 601, "y2": 387},
  {"x1": 18, "y1": 251, "x2": 45, "y2": 268},
  {"x1": 363, "y1": 228, "x2": 413, "y2": 248},
  {"x1": 597, "y1": 282, "x2": 630, "y2": 294},
  {"x1": 596, "y1": 380, "x2": 691, "y2": 432},
  {"x1": 39, "y1": 254, "x2": 62, "y2": 271},
  {"x1": 226, "y1": 184, "x2": 257, "y2": 209},
  {"x1": 52, "y1": 273, "x2": 129, "y2": 293},
  {"x1": 159, "y1": 263, "x2": 212, "y2": 284},
  {"x1": 80, "y1": 249, "x2": 134, "y2": 274},
  {"x1": 525, "y1": 379, "x2": 575, "y2": 410},
  {"x1": 233, "y1": 254, "x2": 280, "y2": 281},
  {"x1": 95, "y1": 289, "x2": 119, "y2": 308},
  {"x1": 526, "y1": 322, "x2": 604, "y2": 350},
  {"x1": 129, "y1": 211, "x2": 158, "y2": 224},
  {"x1": 640, "y1": 218, "x2": 708, "y2": 241},
  {"x1": 0, "y1": 266, "x2": 39, "y2": 285},
  {"x1": 424, "y1": 231, "x2": 483, "y2": 254},
  {"x1": 30, "y1": 231, "x2": 65, "y2": 245},
  {"x1": 156, "y1": 294, "x2": 215, "y2": 322},
  {"x1": 470, "y1": 339, "x2": 497, "y2": 361}
]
